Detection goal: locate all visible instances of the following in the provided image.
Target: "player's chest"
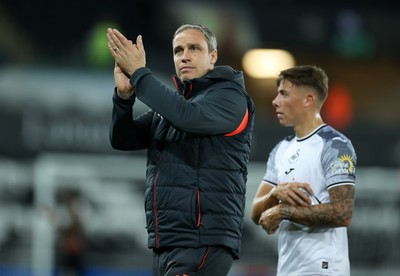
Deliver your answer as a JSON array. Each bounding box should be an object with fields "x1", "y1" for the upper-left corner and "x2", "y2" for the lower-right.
[{"x1": 276, "y1": 142, "x2": 322, "y2": 182}]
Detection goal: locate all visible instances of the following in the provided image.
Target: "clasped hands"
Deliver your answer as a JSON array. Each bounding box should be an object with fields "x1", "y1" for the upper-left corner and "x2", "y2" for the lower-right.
[
  {"x1": 107, "y1": 28, "x2": 146, "y2": 98},
  {"x1": 258, "y1": 182, "x2": 314, "y2": 234}
]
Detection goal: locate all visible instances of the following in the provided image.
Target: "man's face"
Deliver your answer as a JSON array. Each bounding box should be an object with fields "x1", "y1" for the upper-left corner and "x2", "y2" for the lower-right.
[
  {"x1": 172, "y1": 29, "x2": 218, "y2": 82},
  {"x1": 272, "y1": 79, "x2": 307, "y2": 127}
]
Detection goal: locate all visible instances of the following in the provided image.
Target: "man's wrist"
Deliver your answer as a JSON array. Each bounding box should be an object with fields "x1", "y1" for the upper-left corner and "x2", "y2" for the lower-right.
[
  {"x1": 116, "y1": 89, "x2": 135, "y2": 100},
  {"x1": 127, "y1": 66, "x2": 145, "y2": 79},
  {"x1": 269, "y1": 187, "x2": 281, "y2": 205},
  {"x1": 279, "y1": 204, "x2": 293, "y2": 220}
]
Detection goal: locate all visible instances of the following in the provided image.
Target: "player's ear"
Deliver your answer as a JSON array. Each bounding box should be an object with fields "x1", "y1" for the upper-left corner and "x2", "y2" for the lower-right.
[
  {"x1": 210, "y1": 50, "x2": 218, "y2": 65},
  {"x1": 304, "y1": 92, "x2": 316, "y2": 107}
]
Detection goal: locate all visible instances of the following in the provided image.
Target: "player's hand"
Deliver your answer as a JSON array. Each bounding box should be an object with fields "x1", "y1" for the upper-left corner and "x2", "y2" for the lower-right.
[
  {"x1": 107, "y1": 28, "x2": 146, "y2": 77},
  {"x1": 258, "y1": 205, "x2": 281, "y2": 234},
  {"x1": 273, "y1": 182, "x2": 313, "y2": 206},
  {"x1": 113, "y1": 62, "x2": 134, "y2": 98}
]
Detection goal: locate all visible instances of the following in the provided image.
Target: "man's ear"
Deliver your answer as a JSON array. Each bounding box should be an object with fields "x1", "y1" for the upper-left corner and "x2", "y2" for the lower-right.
[
  {"x1": 210, "y1": 50, "x2": 218, "y2": 65},
  {"x1": 304, "y1": 93, "x2": 316, "y2": 108}
]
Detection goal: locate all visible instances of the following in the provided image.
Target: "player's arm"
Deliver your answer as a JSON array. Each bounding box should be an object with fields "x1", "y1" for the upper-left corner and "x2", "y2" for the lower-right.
[
  {"x1": 279, "y1": 184, "x2": 355, "y2": 228},
  {"x1": 251, "y1": 181, "x2": 278, "y2": 224},
  {"x1": 130, "y1": 68, "x2": 247, "y2": 135},
  {"x1": 251, "y1": 181, "x2": 313, "y2": 225},
  {"x1": 110, "y1": 91, "x2": 153, "y2": 150},
  {"x1": 259, "y1": 184, "x2": 355, "y2": 234}
]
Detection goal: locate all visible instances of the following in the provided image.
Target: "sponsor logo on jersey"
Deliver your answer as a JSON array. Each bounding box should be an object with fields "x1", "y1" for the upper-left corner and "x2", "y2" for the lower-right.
[{"x1": 331, "y1": 154, "x2": 355, "y2": 174}]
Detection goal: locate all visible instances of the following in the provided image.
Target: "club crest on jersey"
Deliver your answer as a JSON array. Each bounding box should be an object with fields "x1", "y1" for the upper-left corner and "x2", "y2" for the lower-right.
[
  {"x1": 322, "y1": 261, "x2": 329, "y2": 269},
  {"x1": 288, "y1": 149, "x2": 300, "y2": 164},
  {"x1": 331, "y1": 154, "x2": 355, "y2": 174}
]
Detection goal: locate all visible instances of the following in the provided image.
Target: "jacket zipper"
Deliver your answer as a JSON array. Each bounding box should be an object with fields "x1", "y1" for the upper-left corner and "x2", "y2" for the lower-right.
[
  {"x1": 153, "y1": 172, "x2": 159, "y2": 247},
  {"x1": 196, "y1": 189, "x2": 201, "y2": 227}
]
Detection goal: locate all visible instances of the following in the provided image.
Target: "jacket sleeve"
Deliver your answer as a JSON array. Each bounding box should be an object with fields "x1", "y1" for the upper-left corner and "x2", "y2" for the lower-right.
[
  {"x1": 130, "y1": 68, "x2": 248, "y2": 135},
  {"x1": 110, "y1": 90, "x2": 153, "y2": 150}
]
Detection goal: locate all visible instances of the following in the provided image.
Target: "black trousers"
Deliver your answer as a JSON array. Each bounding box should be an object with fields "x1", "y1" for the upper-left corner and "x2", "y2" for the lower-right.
[{"x1": 152, "y1": 246, "x2": 234, "y2": 276}]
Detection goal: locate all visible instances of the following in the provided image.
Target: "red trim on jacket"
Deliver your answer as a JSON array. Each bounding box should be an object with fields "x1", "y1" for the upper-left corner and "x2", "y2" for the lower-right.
[
  {"x1": 196, "y1": 190, "x2": 201, "y2": 227},
  {"x1": 198, "y1": 246, "x2": 212, "y2": 270},
  {"x1": 224, "y1": 108, "x2": 249, "y2": 137}
]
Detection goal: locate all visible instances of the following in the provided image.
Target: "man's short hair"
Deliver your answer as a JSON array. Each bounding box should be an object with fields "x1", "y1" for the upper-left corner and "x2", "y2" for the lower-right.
[
  {"x1": 277, "y1": 65, "x2": 329, "y2": 104},
  {"x1": 172, "y1": 24, "x2": 218, "y2": 53}
]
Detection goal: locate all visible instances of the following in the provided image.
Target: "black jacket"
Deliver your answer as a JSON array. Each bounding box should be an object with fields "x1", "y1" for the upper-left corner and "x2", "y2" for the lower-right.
[{"x1": 110, "y1": 66, "x2": 255, "y2": 259}]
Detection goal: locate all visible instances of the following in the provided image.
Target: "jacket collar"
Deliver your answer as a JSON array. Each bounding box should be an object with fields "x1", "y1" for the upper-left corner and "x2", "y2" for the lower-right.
[{"x1": 172, "y1": 66, "x2": 244, "y2": 99}]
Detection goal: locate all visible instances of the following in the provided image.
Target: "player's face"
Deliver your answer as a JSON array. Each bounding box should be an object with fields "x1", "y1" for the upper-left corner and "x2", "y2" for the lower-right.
[
  {"x1": 272, "y1": 79, "x2": 307, "y2": 127},
  {"x1": 173, "y1": 29, "x2": 218, "y2": 82}
]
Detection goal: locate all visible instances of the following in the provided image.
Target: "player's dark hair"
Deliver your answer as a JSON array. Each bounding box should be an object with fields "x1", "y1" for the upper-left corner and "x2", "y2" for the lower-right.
[{"x1": 277, "y1": 65, "x2": 329, "y2": 103}]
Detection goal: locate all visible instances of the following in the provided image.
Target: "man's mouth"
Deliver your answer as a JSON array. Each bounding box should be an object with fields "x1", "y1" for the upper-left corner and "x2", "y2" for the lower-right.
[{"x1": 181, "y1": 66, "x2": 193, "y2": 72}]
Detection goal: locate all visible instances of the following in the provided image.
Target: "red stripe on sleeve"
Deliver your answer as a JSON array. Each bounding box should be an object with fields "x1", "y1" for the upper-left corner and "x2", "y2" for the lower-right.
[{"x1": 224, "y1": 108, "x2": 248, "y2": 137}]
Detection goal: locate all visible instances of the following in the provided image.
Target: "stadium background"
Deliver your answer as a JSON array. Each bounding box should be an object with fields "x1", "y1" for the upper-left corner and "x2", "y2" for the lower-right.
[{"x1": 0, "y1": 0, "x2": 399, "y2": 275}]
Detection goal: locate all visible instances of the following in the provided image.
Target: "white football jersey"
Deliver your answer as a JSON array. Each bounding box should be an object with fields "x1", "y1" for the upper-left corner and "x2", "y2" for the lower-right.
[{"x1": 263, "y1": 124, "x2": 356, "y2": 276}]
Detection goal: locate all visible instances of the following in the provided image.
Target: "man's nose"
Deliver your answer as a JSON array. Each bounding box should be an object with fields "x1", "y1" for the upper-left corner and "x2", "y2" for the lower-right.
[
  {"x1": 272, "y1": 96, "x2": 278, "y2": 107},
  {"x1": 182, "y1": 49, "x2": 190, "y2": 61}
]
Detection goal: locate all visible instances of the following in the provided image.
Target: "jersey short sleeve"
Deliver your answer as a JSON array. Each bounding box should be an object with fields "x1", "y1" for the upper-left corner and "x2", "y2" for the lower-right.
[{"x1": 320, "y1": 130, "x2": 357, "y2": 189}]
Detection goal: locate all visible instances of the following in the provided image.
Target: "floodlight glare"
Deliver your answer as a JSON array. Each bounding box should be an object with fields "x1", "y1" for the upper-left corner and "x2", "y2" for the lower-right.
[{"x1": 242, "y1": 49, "x2": 295, "y2": 78}]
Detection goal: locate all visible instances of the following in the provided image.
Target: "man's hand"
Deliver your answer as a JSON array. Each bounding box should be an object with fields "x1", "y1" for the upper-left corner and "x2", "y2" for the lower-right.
[
  {"x1": 258, "y1": 205, "x2": 281, "y2": 234},
  {"x1": 107, "y1": 28, "x2": 146, "y2": 98},
  {"x1": 273, "y1": 182, "x2": 314, "y2": 206},
  {"x1": 113, "y1": 62, "x2": 134, "y2": 99}
]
